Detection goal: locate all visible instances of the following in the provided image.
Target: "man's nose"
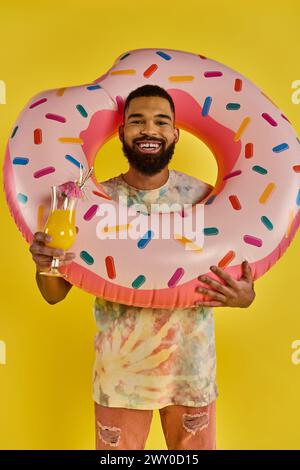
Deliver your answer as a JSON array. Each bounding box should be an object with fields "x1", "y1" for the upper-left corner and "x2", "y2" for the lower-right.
[{"x1": 140, "y1": 122, "x2": 158, "y2": 135}]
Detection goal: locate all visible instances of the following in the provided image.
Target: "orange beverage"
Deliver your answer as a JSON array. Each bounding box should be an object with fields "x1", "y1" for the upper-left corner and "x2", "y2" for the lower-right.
[{"x1": 44, "y1": 209, "x2": 76, "y2": 251}]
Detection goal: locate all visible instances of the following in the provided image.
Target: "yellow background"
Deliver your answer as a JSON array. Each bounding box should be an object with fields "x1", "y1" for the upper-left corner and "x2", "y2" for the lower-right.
[{"x1": 0, "y1": 0, "x2": 300, "y2": 450}]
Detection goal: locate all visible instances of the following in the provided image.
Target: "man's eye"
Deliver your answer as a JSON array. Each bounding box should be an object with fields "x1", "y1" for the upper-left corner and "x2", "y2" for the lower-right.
[
  {"x1": 131, "y1": 120, "x2": 142, "y2": 124},
  {"x1": 157, "y1": 121, "x2": 168, "y2": 125}
]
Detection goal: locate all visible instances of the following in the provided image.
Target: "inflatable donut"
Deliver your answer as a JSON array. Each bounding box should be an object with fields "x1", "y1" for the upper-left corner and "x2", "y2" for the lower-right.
[{"x1": 3, "y1": 48, "x2": 300, "y2": 309}]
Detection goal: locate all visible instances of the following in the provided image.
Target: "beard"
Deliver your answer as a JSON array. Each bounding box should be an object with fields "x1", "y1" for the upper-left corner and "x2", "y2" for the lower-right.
[{"x1": 121, "y1": 138, "x2": 176, "y2": 176}]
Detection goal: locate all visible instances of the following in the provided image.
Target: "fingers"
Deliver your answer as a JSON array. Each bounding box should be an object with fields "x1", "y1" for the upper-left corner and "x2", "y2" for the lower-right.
[
  {"x1": 33, "y1": 232, "x2": 51, "y2": 244},
  {"x1": 196, "y1": 286, "x2": 226, "y2": 303},
  {"x1": 207, "y1": 265, "x2": 238, "y2": 288},
  {"x1": 241, "y1": 260, "x2": 253, "y2": 282},
  {"x1": 197, "y1": 275, "x2": 232, "y2": 297},
  {"x1": 193, "y1": 300, "x2": 224, "y2": 307}
]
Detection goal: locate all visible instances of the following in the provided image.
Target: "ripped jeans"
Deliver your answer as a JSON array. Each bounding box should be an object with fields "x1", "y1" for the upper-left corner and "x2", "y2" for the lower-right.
[{"x1": 94, "y1": 400, "x2": 216, "y2": 450}]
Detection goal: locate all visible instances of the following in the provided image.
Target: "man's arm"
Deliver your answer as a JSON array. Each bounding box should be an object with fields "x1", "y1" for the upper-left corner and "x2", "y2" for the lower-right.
[{"x1": 30, "y1": 232, "x2": 75, "y2": 304}]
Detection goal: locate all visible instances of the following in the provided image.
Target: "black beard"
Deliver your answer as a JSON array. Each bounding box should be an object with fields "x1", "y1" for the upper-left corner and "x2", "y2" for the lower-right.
[{"x1": 121, "y1": 139, "x2": 176, "y2": 176}]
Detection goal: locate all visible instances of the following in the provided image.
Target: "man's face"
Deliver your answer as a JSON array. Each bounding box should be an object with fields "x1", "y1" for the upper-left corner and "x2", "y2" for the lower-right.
[{"x1": 119, "y1": 96, "x2": 179, "y2": 176}]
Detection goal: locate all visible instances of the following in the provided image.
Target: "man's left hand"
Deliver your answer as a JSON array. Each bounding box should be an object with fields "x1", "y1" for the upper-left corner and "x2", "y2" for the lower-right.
[{"x1": 194, "y1": 260, "x2": 255, "y2": 308}]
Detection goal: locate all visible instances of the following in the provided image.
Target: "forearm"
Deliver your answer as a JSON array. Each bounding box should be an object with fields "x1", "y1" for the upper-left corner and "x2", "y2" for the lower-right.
[{"x1": 35, "y1": 269, "x2": 72, "y2": 304}]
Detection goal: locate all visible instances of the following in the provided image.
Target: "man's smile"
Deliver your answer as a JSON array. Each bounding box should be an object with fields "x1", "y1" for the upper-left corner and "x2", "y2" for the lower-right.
[{"x1": 135, "y1": 140, "x2": 163, "y2": 154}]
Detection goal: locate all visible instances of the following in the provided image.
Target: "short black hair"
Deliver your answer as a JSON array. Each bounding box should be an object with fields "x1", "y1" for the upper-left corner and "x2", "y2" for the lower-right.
[{"x1": 123, "y1": 84, "x2": 175, "y2": 121}]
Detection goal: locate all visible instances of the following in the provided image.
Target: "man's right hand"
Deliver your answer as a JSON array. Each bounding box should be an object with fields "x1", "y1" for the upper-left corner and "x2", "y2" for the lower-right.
[{"x1": 29, "y1": 232, "x2": 76, "y2": 272}]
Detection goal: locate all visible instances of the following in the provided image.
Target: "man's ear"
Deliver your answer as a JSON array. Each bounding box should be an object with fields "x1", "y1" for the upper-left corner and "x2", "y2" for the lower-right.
[
  {"x1": 174, "y1": 127, "x2": 180, "y2": 143},
  {"x1": 118, "y1": 125, "x2": 124, "y2": 142}
]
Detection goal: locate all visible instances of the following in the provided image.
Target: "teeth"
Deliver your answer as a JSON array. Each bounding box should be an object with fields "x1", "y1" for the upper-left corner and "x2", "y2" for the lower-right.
[{"x1": 138, "y1": 142, "x2": 160, "y2": 148}]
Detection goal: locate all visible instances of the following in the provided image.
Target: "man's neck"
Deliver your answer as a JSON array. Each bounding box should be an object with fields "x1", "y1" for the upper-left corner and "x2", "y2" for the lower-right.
[{"x1": 122, "y1": 167, "x2": 169, "y2": 190}]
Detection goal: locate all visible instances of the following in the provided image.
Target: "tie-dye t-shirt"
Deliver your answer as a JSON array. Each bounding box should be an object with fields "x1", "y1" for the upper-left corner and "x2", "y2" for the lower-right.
[{"x1": 92, "y1": 169, "x2": 218, "y2": 410}]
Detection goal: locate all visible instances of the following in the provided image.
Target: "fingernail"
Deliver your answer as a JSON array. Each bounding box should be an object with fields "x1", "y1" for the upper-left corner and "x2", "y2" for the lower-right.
[{"x1": 210, "y1": 265, "x2": 216, "y2": 271}]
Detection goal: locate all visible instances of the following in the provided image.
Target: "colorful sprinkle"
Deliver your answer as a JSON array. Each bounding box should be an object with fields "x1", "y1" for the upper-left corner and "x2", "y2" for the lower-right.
[
  {"x1": 120, "y1": 53, "x2": 130, "y2": 61},
  {"x1": 102, "y1": 224, "x2": 131, "y2": 233},
  {"x1": 137, "y1": 230, "x2": 154, "y2": 249},
  {"x1": 234, "y1": 117, "x2": 251, "y2": 142},
  {"x1": 156, "y1": 51, "x2": 172, "y2": 60},
  {"x1": 292, "y1": 165, "x2": 300, "y2": 173},
  {"x1": 243, "y1": 235, "x2": 263, "y2": 247},
  {"x1": 111, "y1": 69, "x2": 136, "y2": 75},
  {"x1": 144, "y1": 64, "x2": 158, "y2": 78},
  {"x1": 87, "y1": 84, "x2": 102, "y2": 90},
  {"x1": 296, "y1": 189, "x2": 300, "y2": 206},
  {"x1": 223, "y1": 170, "x2": 242, "y2": 180},
  {"x1": 203, "y1": 227, "x2": 219, "y2": 236},
  {"x1": 65, "y1": 154, "x2": 83, "y2": 168},
  {"x1": 29, "y1": 98, "x2": 47, "y2": 109},
  {"x1": 80, "y1": 251, "x2": 94, "y2": 265},
  {"x1": 252, "y1": 165, "x2": 268, "y2": 175},
  {"x1": 105, "y1": 256, "x2": 116, "y2": 279},
  {"x1": 218, "y1": 250, "x2": 236, "y2": 268},
  {"x1": 229, "y1": 195, "x2": 241, "y2": 210},
  {"x1": 76, "y1": 104, "x2": 88, "y2": 118},
  {"x1": 168, "y1": 268, "x2": 185, "y2": 288},
  {"x1": 83, "y1": 205, "x2": 99, "y2": 221},
  {"x1": 34, "y1": 128, "x2": 42, "y2": 144},
  {"x1": 261, "y1": 216, "x2": 273, "y2": 230},
  {"x1": 11, "y1": 126, "x2": 18, "y2": 138},
  {"x1": 262, "y1": 113, "x2": 277, "y2": 127},
  {"x1": 174, "y1": 235, "x2": 202, "y2": 252},
  {"x1": 37, "y1": 204, "x2": 45, "y2": 231},
  {"x1": 234, "y1": 79, "x2": 243, "y2": 92},
  {"x1": 272, "y1": 143, "x2": 289, "y2": 153},
  {"x1": 13, "y1": 157, "x2": 29, "y2": 165},
  {"x1": 33, "y1": 166, "x2": 55, "y2": 178},
  {"x1": 259, "y1": 183, "x2": 275, "y2": 204},
  {"x1": 92, "y1": 190, "x2": 112, "y2": 200},
  {"x1": 205, "y1": 195, "x2": 217, "y2": 205},
  {"x1": 56, "y1": 88, "x2": 66, "y2": 96},
  {"x1": 202, "y1": 96, "x2": 212, "y2": 117},
  {"x1": 58, "y1": 137, "x2": 83, "y2": 144},
  {"x1": 226, "y1": 103, "x2": 241, "y2": 110},
  {"x1": 45, "y1": 113, "x2": 66, "y2": 123},
  {"x1": 132, "y1": 275, "x2": 146, "y2": 289},
  {"x1": 204, "y1": 71, "x2": 223, "y2": 78},
  {"x1": 245, "y1": 142, "x2": 253, "y2": 158},
  {"x1": 168, "y1": 76, "x2": 194, "y2": 82},
  {"x1": 17, "y1": 193, "x2": 28, "y2": 204}
]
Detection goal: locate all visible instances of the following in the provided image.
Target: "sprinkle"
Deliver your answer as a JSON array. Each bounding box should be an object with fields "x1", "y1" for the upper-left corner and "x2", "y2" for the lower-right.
[
  {"x1": 45, "y1": 113, "x2": 66, "y2": 123},
  {"x1": 105, "y1": 256, "x2": 116, "y2": 279},
  {"x1": 137, "y1": 230, "x2": 154, "y2": 249},
  {"x1": 234, "y1": 79, "x2": 242, "y2": 92},
  {"x1": 168, "y1": 268, "x2": 185, "y2": 288},
  {"x1": 204, "y1": 71, "x2": 223, "y2": 78},
  {"x1": 202, "y1": 96, "x2": 212, "y2": 117},
  {"x1": 87, "y1": 84, "x2": 102, "y2": 90},
  {"x1": 13, "y1": 157, "x2": 29, "y2": 165},
  {"x1": 92, "y1": 190, "x2": 112, "y2": 200},
  {"x1": 218, "y1": 250, "x2": 236, "y2": 268},
  {"x1": 17, "y1": 193, "x2": 28, "y2": 204},
  {"x1": 76, "y1": 104, "x2": 88, "y2": 118},
  {"x1": 156, "y1": 51, "x2": 172, "y2": 60},
  {"x1": 11, "y1": 126, "x2": 18, "y2": 138},
  {"x1": 205, "y1": 195, "x2": 216, "y2": 205},
  {"x1": 223, "y1": 170, "x2": 242, "y2": 180},
  {"x1": 261, "y1": 216, "x2": 273, "y2": 230},
  {"x1": 198, "y1": 54, "x2": 207, "y2": 59},
  {"x1": 203, "y1": 227, "x2": 219, "y2": 236},
  {"x1": 80, "y1": 251, "x2": 94, "y2": 265},
  {"x1": 272, "y1": 143, "x2": 289, "y2": 153},
  {"x1": 144, "y1": 64, "x2": 158, "y2": 78},
  {"x1": 58, "y1": 137, "x2": 83, "y2": 144},
  {"x1": 252, "y1": 165, "x2": 268, "y2": 175},
  {"x1": 33, "y1": 166, "x2": 55, "y2": 178},
  {"x1": 259, "y1": 183, "x2": 275, "y2": 204},
  {"x1": 34, "y1": 128, "x2": 42, "y2": 144},
  {"x1": 174, "y1": 235, "x2": 203, "y2": 252},
  {"x1": 292, "y1": 165, "x2": 300, "y2": 173},
  {"x1": 234, "y1": 117, "x2": 251, "y2": 142},
  {"x1": 262, "y1": 113, "x2": 278, "y2": 127},
  {"x1": 65, "y1": 154, "x2": 83, "y2": 168},
  {"x1": 226, "y1": 103, "x2": 241, "y2": 110},
  {"x1": 37, "y1": 205, "x2": 45, "y2": 231},
  {"x1": 111, "y1": 69, "x2": 136, "y2": 75},
  {"x1": 116, "y1": 96, "x2": 124, "y2": 114},
  {"x1": 245, "y1": 142, "x2": 253, "y2": 158},
  {"x1": 120, "y1": 53, "x2": 130, "y2": 61},
  {"x1": 29, "y1": 98, "x2": 47, "y2": 109},
  {"x1": 286, "y1": 210, "x2": 294, "y2": 238},
  {"x1": 243, "y1": 235, "x2": 263, "y2": 247},
  {"x1": 296, "y1": 189, "x2": 300, "y2": 206},
  {"x1": 102, "y1": 224, "x2": 131, "y2": 233},
  {"x1": 168, "y1": 76, "x2": 194, "y2": 82},
  {"x1": 56, "y1": 88, "x2": 66, "y2": 96},
  {"x1": 83, "y1": 205, "x2": 99, "y2": 221},
  {"x1": 132, "y1": 275, "x2": 146, "y2": 289},
  {"x1": 229, "y1": 195, "x2": 241, "y2": 210},
  {"x1": 281, "y1": 114, "x2": 290, "y2": 123}
]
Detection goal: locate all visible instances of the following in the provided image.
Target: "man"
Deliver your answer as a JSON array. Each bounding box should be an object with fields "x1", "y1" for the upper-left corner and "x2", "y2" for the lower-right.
[{"x1": 30, "y1": 85, "x2": 255, "y2": 450}]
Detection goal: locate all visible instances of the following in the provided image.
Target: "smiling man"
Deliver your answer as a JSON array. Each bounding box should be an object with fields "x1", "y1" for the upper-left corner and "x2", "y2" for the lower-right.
[{"x1": 30, "y1": 84, "x2": 255, "y2": 450}]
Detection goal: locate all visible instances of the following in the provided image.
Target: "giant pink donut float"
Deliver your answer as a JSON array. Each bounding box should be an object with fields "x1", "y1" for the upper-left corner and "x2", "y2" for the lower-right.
[{"x1": 3, "y1": 48, "x2": 300, "y2": 308}]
